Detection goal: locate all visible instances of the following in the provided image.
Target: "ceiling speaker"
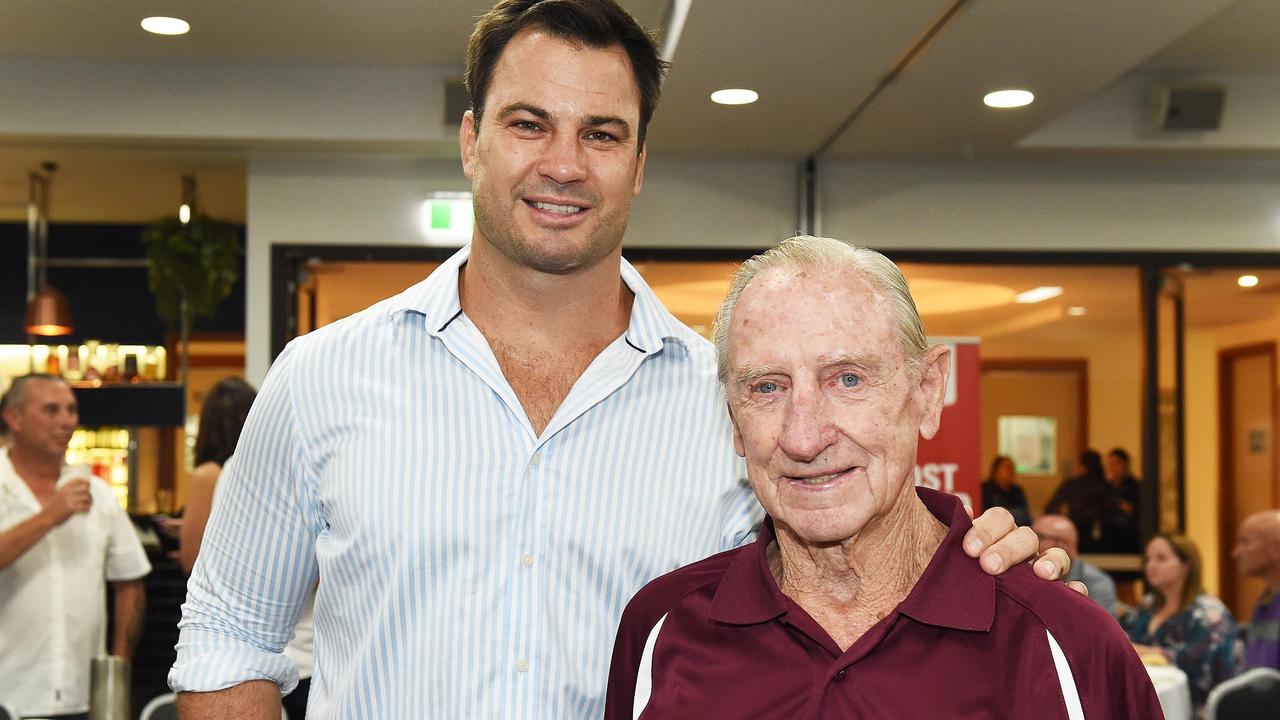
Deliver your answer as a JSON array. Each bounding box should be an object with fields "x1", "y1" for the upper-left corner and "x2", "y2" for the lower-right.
[{"x1": 1153, "y1": 86, "x2": 1225, "y2": 131}]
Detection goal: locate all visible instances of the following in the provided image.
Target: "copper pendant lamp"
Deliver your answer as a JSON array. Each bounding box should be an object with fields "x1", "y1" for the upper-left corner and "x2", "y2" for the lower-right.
[
  {"x1": 25, "y1": 162, "x2": 73, "y2": 337},
  {"x1": 24, "y1": 285, "x2": 73, "y2": 336}
]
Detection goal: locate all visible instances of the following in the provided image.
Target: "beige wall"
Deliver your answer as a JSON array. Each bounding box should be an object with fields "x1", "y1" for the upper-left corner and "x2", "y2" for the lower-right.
[
  {"x1": 981, "y1": 326, "x2": 1145, "y2": 479},
  {"x1": 1185, "y1": 312, "x2": 1280, "y2": 596}
]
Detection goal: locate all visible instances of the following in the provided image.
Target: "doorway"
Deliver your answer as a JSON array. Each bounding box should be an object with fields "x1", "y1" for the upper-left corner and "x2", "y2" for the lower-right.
[{"x1": 1218, "y1": 342, "x2": 1279, "y2": 618}]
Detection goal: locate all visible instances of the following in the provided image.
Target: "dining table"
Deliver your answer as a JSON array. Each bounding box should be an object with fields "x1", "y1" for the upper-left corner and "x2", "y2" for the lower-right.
[{"x1": 1144, "y1": 663, "x2": 1192, "y2": 720}]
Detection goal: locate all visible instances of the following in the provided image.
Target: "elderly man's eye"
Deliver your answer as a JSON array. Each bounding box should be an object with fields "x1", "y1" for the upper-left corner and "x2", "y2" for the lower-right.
[
  {"x1": 757, "y1": 382, "x2": 778, "y2": 394},
  {"x1": 839, "y1": 373, "x2": 860, "y2": 388}
]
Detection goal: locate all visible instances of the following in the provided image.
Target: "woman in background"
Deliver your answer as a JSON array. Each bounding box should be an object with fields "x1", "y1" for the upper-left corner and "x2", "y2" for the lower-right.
[
  {"x1": 981, "y1": 455, "x2": 1030, "y2": 526},
  {"x1": 1122, "y1": 533, "x2": 1237, "y2": 712}
]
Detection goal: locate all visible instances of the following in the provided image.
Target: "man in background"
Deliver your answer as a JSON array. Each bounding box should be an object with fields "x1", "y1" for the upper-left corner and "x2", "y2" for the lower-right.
[
  {"x1": 1105, "y1": 447, "x2": 1142, "y2": 552},
  {"x1": 1233, "y1": 509, "x2": 1280, "y2": 670},
  {"x1": 0, "y1": 374, "x2": 151, "y2": 720},
  {"x1": 1034, "y1": 513, "x2": 1118, "y2": 615}
]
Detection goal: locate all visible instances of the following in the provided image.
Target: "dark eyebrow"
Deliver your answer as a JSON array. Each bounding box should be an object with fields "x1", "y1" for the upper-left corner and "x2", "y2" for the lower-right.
[
  {"x1": 494, "y1": 103, "x2": 551, "y2": 123},
  {"x1": 584, "y1": 115, "x2": 632, "y2": 138}
]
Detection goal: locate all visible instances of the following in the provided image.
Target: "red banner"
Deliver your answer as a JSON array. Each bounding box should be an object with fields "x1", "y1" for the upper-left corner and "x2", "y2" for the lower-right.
[{"x1": 915, "y1": 339, "x2": 982, "y2": 512}]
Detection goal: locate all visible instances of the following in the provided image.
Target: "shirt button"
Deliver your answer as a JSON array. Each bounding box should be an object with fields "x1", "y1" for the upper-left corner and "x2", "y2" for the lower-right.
[
  {"x1": 530, "y1": 452, "x2": 542, "y2": 467},
  {"x1": 521, "y1": 553, "x2": 535, "y2": 568},
  {"x1": 833, "y1": 669, "x2": 847, "y2": 681},
  {"x1": 516, "y1": 658, "x2": 529, "y2": 673}
]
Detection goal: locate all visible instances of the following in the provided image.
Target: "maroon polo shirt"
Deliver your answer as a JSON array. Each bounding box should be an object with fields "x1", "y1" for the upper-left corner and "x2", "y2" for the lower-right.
[{"x1": 606, "y1": 488, "x2": 1162, "y2": 719}]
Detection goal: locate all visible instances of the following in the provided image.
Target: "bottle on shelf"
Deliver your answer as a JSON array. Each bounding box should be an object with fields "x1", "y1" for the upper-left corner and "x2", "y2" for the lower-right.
[
  {"x1": 82, "y1": 340, "x2": 101, "y2": 384},
  {"x1": 64, "y1": 344, "x2": 82, "y2": 382},
  {"x1": 102, "y1": 344, "x2": 120, "y2": 384},
  {"x1": 123, "y1": 353, "x2": 140, "y2": 383},
  {"x1": 43, "y1": 347, "x2": 60, "y2": 376}
]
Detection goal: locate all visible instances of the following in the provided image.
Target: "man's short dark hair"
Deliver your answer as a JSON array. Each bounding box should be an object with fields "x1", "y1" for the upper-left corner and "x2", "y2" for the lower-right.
[
  {"x1": 0, "y1": 374, "x2": 67, "y2": 433},
  {"x1": 1109, "y1": 447, "x2": 1130, "y2": 465},
  {"x1": 465, "y1": 0, "x2": 668, "y2": 149}
]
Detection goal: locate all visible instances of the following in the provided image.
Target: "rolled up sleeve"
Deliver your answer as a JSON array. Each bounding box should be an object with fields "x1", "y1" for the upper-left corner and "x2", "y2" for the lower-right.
[{"x1": 169, "y1": 343, "x2": 322, "y2": 695}]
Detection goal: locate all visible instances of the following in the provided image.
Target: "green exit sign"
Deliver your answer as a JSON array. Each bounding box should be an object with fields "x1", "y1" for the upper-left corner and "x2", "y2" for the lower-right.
[{"x1": 421, "y1": 193, "x2": 473, "y2": 245}]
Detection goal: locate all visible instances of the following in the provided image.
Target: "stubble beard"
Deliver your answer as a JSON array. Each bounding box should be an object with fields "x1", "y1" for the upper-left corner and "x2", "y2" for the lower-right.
[{"x1": 471, "y1": 176, "x2": 630, "y2": 275}]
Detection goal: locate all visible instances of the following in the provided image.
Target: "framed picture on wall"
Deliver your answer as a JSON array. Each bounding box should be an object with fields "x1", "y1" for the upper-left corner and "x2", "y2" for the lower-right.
[{"x1": 998, "y1": 415, "x2": 1057, "y2": 475}]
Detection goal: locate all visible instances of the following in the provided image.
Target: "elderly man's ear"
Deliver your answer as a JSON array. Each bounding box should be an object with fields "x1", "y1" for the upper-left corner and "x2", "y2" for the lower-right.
[
  {"x1": 728, "y1": 403, "x2": 747, "y2": 458},
  {"x1": 915, "y1": 344, "x2": 952, "y2": 441}
]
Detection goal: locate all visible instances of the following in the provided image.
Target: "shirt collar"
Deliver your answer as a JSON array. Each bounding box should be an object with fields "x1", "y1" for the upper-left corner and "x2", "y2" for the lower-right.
[
  {"x1": 710, "y1": 515, "x2": 789, "y2": 624},
  {"x1": 383, "y1": 243, "x2": 693, "y2": 355},
  {"x1": 383, "y1": 244, "x2": 470, "y2": 334},
  {"x1": 710, "y1": 487, "x2": 995, "y2": 632}
]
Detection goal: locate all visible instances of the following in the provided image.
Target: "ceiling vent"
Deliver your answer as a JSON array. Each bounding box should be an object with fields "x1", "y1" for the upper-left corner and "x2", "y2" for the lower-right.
[
  {"x1": 444, "y1": 79, "x2": 469, "y2": 126},
  {"x1": 1152, "y1": 85, "x2": 1225, "y2": 131}
]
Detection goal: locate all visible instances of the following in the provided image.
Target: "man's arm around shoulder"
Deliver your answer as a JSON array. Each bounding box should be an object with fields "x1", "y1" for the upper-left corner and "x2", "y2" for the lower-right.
[{"x1": 177, "y1": 680, "x2": 281, "y2": 719}]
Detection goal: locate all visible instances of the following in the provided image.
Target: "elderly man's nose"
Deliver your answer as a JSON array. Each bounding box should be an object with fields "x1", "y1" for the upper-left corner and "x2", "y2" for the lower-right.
[{"x1": 778, "y1": 394, "x2": 834, "y2": 460}]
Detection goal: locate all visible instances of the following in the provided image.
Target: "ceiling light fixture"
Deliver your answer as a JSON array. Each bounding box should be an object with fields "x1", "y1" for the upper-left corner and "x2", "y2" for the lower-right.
[
  {"x1": 24, "y1": 162, "x2": 73, "y2": 336},
  {"x1": 1067, "y1": 306, "x2": 1087, "y2": 317},
  {"x1": 983, "y1": 89, "x2": 1034, "y2": 109},
  {"x1": 1238, "y1": 274, "x2": 1260, "y2": 288},
  {"x1": 710, "y1": 88, "x2": 758, "y2": 106},
  {"x1": 180, "y1": 174, "x2": 196, "y2": 225},
  {"x1": 141, "y1": 16, "x2": 190, "y2": 36},
  {"x1": 1015, "y1": 286, "x2": 1063, "y2": 304}
]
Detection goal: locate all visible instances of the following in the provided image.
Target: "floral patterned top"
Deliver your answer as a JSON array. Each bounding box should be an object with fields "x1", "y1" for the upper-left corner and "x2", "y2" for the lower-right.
[{"x1": 1122, "y1": 593, "x2": 1238, "y2": 710}]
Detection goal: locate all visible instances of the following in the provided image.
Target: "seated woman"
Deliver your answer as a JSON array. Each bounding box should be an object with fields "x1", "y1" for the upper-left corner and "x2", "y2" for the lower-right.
[
  {"x1": 981, "y1": 455, "x2": 1030, "y2": 526},
  {"x1": 1122, "y1": 533, "x2": 1237, "y2": 711}
]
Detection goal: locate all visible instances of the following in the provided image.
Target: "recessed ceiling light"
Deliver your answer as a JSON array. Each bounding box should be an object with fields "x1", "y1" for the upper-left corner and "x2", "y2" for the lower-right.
[
  {"x1": 141, "y1": 16, "x2": 190, "y2": 36},
  {"x1": 1067, "y1": 306, "x2": 1087, "y2": 316},
  {"x1": 1238, "y1": 274, "x2": 1260, "y2": 288},
  {"x1": 983, "y1": 89, "x2": 1034, "y2": 109},
  {"x1": 1015, "y1": 286, "x2": 1063, "y2": 304},
  {"x1": 710, "y1": 89, "x2": 758, "y2": 106}
]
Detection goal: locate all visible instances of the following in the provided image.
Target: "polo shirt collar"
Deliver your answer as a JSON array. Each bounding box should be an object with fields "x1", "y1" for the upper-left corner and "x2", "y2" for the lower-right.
[
  {"x1": 896, "y1": 488, "x2": 996, "y2": 632},
  {"x1": 710, "y1": 516, "x2": 789, "y2": 624},
  {"x1": 710, "y1": 488, "x2": 995, "y2": 633},
  {"x1": 384, "y1": 243, "x2": 690, "y2": 355}
]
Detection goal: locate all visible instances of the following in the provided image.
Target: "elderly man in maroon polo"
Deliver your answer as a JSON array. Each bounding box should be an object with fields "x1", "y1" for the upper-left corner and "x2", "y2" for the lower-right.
[{"x1": 606, "y1": 236, "x2": 1162, "y2": 719}]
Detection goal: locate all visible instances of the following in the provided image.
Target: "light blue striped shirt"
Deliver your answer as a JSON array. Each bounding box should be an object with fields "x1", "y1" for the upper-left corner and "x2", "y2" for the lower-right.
[{"x1": 170, "y1": 244, "x2": 762, "y2": 718}]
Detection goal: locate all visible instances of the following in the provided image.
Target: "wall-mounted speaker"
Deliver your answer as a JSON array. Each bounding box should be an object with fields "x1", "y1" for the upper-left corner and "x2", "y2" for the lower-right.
[
  {"x1": 1152, "y1": 86, "x2": 1225, "y2": 131},
  {"x1": 444, "y1": 79, "x2": 469, "y2": 125}
]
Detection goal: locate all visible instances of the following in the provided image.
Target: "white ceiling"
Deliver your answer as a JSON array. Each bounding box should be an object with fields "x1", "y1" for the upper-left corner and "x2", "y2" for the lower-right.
[
  {"x1": 0, "y1": 1, "x2": 670, "y2": 65},
  {"x1": 1, "y1": 0, "x2": 1277, "y2": 221}
]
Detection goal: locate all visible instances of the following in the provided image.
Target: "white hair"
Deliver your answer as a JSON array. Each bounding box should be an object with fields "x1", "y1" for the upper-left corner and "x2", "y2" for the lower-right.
[{"x1": 712, "y1": 235, "x2": 929, "y2": 384}]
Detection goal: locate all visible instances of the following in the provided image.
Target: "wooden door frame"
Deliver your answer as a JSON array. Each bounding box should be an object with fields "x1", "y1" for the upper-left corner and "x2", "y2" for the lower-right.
[
  {"x1": 1217, "y1": 341, "x2": 1279, "y2": 611},
  {"x1": 980, "y1": 358, "x2": 1090, "y2": 462}
]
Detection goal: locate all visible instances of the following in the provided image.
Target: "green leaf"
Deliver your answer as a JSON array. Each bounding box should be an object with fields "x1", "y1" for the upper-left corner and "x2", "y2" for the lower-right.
[{"x1": 142, "y1": 214, "x2": 242, "y2": 327}]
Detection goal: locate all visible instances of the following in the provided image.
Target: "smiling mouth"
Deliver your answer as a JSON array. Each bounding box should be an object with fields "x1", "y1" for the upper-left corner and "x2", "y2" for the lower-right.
[
  {"x1": 787, "y1": 467, "x2": 855, "y2": 486},
  {"x1": 526, "y1": 200, "x2": 586, "y2": 215}
]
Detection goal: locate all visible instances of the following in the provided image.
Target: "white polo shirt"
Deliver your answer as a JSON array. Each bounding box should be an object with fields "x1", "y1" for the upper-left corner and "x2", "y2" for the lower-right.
[{"x1": 0, "y1": 447, "x2": 151, "y2": 717}]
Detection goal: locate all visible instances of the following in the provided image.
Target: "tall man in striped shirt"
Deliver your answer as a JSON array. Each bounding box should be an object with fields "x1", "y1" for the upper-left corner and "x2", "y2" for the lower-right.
[{"x1": 171, "y1": 1, "x2": 1071, "y2": 717}]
